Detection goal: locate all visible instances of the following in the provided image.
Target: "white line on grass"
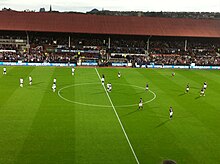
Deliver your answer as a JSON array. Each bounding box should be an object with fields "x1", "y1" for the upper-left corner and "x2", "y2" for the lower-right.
[
  {"x1": 58, "y1": 83, "x2": 156, "y2": 108},
  {"x1": 95, "y1": 67, "x2": 140, "y2": 164}
]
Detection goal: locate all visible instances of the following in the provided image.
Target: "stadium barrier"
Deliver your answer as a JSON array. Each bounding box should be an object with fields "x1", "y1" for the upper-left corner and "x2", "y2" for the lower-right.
[
  {"x1": 1, "y1": 62, "x2": 220, "y2": 69},
  {"x1": 112, "y1": 62, "x2": 128, "y2": 67},
  {"x1": 136, "y1": 64, "x2": 220, "y2": 69},
  {"x1": 0, "y1": 62, "x2": 76, "y2": 67},
  {"x1": 81, "y1": 62, "x2": 98, "y2": 66}
]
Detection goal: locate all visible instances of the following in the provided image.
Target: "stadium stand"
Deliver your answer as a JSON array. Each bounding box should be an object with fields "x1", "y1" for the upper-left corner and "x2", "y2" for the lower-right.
[{"x1": 0, "y1": 11, "x2": 219, "y2": 66}]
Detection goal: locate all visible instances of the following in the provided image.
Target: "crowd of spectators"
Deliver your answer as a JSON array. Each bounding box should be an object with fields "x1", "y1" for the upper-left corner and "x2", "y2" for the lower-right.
[
  {"x1": 110, "y1": 39, "x2": 146, "y2": 54},
  {"x1": 148, "y1": 54, "x2": 220, "y2": 66},
  {"x1": 0, "y1": 35, "x2": 220, "y2": 66},
  {"x1": 107, "y1": 38, "x2": 220, "y2": 66},
  {"x1": 0, "y1": 51, "x2": 78, "y2": 63}
]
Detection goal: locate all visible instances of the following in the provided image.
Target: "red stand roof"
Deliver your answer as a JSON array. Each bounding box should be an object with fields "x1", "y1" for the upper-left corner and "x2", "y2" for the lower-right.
[{"x1": 0, "y1": 11, "x2": 220, "y2": 37}]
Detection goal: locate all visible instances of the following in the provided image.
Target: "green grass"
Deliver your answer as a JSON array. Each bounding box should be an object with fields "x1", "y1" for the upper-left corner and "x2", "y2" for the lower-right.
[{"x1": 1, "y1": 66, "x2": 220, "y2": 164}]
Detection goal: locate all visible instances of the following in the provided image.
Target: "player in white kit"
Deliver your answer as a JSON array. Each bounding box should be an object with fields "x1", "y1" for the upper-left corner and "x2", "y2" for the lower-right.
[
  {"x1": 52, "y1": 83, "x2": 56, "y2": 92},
  {"x1": 3, "y1": 67, "x2": 6, "y2": 75},
  {"x1": 107, "y1": 83, "x2": 112, "y2": 92},
  {"x1": 29, "y1": 76, "x2": 32, "y2": 85},
  {"x1": 20, "y1": 78, "x2": 24, "y2": 87},
  {"x1": 72, "y1": 67, "x2": 75, "y2": 76}
]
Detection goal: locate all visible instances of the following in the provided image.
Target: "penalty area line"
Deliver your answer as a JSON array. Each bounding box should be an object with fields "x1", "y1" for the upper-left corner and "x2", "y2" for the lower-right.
[{"x1": 95, "y1": 67, "x2": 140, "y2": 164}]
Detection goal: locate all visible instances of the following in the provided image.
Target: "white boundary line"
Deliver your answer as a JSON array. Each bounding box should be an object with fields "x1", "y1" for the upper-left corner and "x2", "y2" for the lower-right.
[
  {"x1": 113, "y1": 83, "x2": 156, "y2": 107},
  {"x1": 58, "y1": 83, "x2": 156, "y2": 108},
  {"x1": 95, "y1": 67, "x2": 140, "y2": 164},
  {"x1": 58, "y1": 83, "x2": 111, "y2": 108}
]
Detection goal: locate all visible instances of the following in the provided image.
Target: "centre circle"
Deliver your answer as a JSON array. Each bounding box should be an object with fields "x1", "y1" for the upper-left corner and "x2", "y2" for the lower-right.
[{"x1": 58, "y1": 83, "x2": 156, "y2": 108}]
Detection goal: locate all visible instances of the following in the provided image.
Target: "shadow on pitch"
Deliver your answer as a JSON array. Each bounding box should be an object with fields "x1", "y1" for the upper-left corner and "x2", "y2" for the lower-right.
[
  {"x1": 178, "y1": 93, "x2": 186, "y2": 96},
  {"x1": 121, "y1": 110, "x2": 139, "y2": 117},
  {"x1": 171, "y1": 89, "x2": 182, "y2": 92},
  {"x1": 110, "y1": 90, "x2": 130, "y2": 95},
  {"x1": 195, "y1": 96, "x2": 201, "y2": 99},
  {"x1": 145, "y1": 114, "x2": 167, "y2": 119},
  {"x1": 30, "y1": 82, "x2": 44, "y2": 86},
  {"x1": 155, "y1": 119, "x2": 169, "y2": 129},
  {"x1": 122, "y1": 106, "x2": 161, "y2": 118},
  {"x1": 191, "y1": 86, "x2": 201, "y2": 89}
]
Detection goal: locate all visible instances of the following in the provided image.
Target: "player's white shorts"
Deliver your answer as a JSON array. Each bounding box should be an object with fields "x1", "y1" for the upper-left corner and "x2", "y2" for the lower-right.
[
  {"x1": 204, "y1": 85, "x2": 207, "y2": 89},
  {"x1": 139, "y1": 103, "x2": 143, "y2": 107},
  {"x1": 146, "y1": 87, "x2": 149, "y2": 90},
  {"x1": 186, "y1": 88, "x2": 189, "y2": 91},
  {"x1": 170, "y1": 112, "x2": 173, "y2": 116}
]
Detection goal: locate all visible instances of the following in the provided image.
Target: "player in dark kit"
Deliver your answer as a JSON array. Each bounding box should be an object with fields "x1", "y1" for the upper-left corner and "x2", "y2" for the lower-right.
[
  {"x1": 200, "y1": 88, "x2": 205, "y2": 96},
  {"x1": 118, "y1": 72, "x2": 121, "y2": 78},
  {"x1": 101, "y1": 74, "x2": 105, "y2": 85},
  {"x1": 185, "y1": 83, "x2": 190, "y2": 93},
  {"x1": 53, "y1": 78, "x2": 56, "y2": 84},
  {"x1": 169, "y1": 107, "x2": 173, "y2": 119},
  {"x1": 146, "y1": 83, "x2": 149, "y2": 91},
  {"x1": 138, "y1": 98, "x2": 143, "y2": 110},
  {"x1": 203, "y1": 82, "x2": 207, "y2": 90}
]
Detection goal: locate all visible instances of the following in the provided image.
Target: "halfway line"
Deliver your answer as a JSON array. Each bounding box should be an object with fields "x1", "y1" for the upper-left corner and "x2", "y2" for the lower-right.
[{"x1": 95, "y1": 67, "x2": 140, "y2": 164}]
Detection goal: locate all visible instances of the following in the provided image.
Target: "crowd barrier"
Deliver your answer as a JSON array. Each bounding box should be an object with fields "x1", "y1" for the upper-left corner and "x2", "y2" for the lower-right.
[
  {"x1": 112, "y1": 62, "x2": 128, "y2": 67},
  {"x1": 144, "y1": 64, "x2": 220, "y2": 69},
  {"x1": 0, "y1": 62, "x2": 76, "y2": 67},
  {"x1": 81, "y1": 62, "x2": 98, "y2": 66},
  {"x1": 1, "y1": 62, "x2": 220, "y2": 69}
]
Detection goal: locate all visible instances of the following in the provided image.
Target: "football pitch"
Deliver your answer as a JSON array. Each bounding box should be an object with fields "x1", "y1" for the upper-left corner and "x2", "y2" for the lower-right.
[{"x1": 1, "y1": 66, "x2": 220, "y2": 164}]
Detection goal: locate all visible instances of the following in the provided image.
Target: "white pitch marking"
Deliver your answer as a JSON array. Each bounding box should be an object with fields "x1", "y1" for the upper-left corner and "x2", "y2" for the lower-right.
[
  {"x1": 95, "y1": 67, "x2": 140, "y2": 164},
  {"x1": 113, "y1": 83, "x2": 156, "y2": 107},
  {"x1": 58, "y1": 83, "x2": 156, "y2": 108},
  {"x1": 58, "y1": 83, "x2": 111, "y2": 108}
]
